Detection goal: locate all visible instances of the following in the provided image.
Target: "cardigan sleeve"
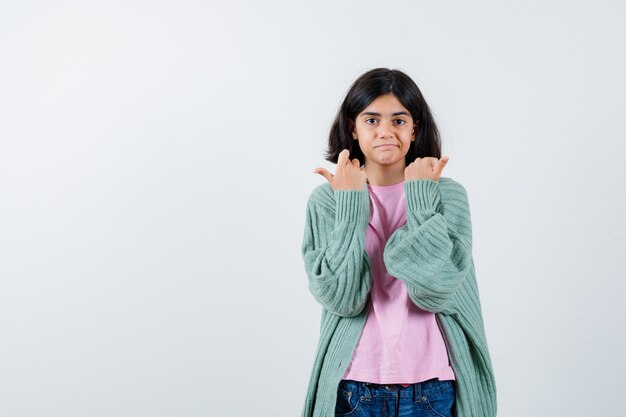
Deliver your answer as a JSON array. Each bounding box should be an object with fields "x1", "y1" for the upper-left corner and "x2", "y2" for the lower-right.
[
  {"x1": 301, "y1": 186, "x2": 372, "y2": 318},
  {"x1": 383, "y1": 178, "x2": 473, "y2": 313}
]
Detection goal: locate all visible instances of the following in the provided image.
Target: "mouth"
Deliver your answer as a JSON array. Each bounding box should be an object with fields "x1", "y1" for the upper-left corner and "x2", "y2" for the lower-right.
[{"x1": 375, "y1": 144, "x2": 398, "y2": 148}]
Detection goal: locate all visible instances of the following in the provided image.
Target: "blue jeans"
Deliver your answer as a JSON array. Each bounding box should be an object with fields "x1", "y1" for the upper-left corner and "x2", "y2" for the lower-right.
[{"x1": 335, "y1": 378, "x2": 455, "y2": 417}]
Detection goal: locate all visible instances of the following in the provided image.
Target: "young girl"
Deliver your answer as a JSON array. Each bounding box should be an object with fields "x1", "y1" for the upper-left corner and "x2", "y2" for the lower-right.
[{"x1": 301, "y1": 68, "x2": 496, "y2": 417}]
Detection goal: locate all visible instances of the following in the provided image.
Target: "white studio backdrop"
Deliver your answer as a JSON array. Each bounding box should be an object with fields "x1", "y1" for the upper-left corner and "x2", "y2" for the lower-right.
[{"x1": 1, "y1": 1, "x2": 625, "y2": 416}]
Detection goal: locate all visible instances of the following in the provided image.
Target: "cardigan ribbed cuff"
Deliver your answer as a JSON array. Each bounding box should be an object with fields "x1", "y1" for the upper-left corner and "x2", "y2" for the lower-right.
[
  {"x1": 404, "y1": 179, "x2": 440, "y2": 212},
  {"x1": 333, "y1": 189, "x2": 369, "y2": 227},
  {"x1": 404, "y1": 179, "x2": 442, "y2": 227}
]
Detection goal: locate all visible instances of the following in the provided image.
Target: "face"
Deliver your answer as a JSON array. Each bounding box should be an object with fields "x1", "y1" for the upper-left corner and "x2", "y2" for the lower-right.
[{"x1": 351, "y1": 94, "x2": 416, "y2": 169}]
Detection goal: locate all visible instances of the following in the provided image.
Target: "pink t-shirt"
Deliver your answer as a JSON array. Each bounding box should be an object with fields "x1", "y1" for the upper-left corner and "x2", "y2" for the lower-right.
[{"x1": 342, "y1": 180, "x2": 456, "y2": 384}]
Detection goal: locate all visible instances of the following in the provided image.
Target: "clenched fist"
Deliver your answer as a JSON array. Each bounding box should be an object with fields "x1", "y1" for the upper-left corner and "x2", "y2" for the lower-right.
[
  {"x1": 313, "y1": 149, "x2": 367, "y2": 191},
  {"x1": 404, "y1": 155, "x2": 450, "y2": 182}
]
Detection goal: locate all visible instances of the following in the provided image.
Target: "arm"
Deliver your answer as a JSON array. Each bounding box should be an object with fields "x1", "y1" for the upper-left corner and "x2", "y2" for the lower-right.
[
  {"x1": 301, "y1": 187, "x2": 371, "y2": 317},
  {"x1": 383, "y1": 179, "x2": 473, "y2": 313}
]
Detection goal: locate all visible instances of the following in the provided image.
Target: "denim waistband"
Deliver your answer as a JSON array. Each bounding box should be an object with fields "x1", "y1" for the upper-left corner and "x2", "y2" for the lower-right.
[{"x1": 338, "y1": 378, "x2": 454, "y2": 401}]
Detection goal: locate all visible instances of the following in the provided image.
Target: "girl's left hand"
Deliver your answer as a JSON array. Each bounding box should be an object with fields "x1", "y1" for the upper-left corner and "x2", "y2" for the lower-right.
[{"x1": 404, "y1": 155, "x2": 450, "y2": 181}]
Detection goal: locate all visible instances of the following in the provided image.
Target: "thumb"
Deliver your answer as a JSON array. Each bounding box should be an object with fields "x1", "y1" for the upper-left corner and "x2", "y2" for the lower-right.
[
  {"x1": 433, "y1": 156, "x2": 450, "y2": 178},
  {"x1": 313, "y1": 167, "x2": 334, "y2": 184}
]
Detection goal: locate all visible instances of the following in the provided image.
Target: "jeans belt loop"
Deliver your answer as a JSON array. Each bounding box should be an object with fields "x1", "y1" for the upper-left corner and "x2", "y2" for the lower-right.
[
  {"x1": 361, "y1": 381, "x2": 372, "y2": 399},
  {"x1": 414, "y1": 381, "x2": 424, "y2": 403}
]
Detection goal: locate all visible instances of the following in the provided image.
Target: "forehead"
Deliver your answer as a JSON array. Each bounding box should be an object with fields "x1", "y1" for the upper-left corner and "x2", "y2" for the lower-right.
[{"x1": 358, "y1": 94, "x2": 410, "y2": 116}]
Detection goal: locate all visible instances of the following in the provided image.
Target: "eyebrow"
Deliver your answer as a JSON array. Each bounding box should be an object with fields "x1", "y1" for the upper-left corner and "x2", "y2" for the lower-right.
[{"x1": 360, "y1": 111, "x2": 410, "y2": 117}]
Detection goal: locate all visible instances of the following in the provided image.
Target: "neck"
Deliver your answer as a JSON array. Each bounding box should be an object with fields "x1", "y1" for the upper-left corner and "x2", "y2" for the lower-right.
[{"x1": 364, "y1": 161, "x2": 406, "y2": 186}]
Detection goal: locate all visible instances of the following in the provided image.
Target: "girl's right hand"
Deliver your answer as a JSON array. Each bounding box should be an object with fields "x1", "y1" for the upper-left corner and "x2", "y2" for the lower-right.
[{"x1": 313, "y1": 149, "x2": 367, "y2": 191}]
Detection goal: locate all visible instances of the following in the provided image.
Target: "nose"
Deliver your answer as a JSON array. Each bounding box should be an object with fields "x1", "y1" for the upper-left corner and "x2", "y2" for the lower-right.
[{"x1": 377, "y1": 120, "x2": 396, "y2": 138}]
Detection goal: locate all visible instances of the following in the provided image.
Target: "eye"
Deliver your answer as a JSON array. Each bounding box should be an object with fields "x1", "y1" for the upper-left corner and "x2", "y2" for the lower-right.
[
  {"x1": 395, "y1": 119, "x2": 407, "y2": 125},
  {"x1": 365, "y1": 118, "x2": 378, "y2": 125}
]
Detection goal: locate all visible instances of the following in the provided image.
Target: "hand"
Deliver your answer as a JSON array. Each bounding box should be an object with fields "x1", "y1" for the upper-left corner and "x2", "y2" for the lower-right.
[
  {"x1": 313, "y1": 149, "x2": 367, "y2": 191},
  {"x1": 404, "y1": 155, "x2": 450, "y2": 181}
]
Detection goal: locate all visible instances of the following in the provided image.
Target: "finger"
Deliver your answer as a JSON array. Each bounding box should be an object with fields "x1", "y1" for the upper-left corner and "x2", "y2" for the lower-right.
[
  {"x1": 338, "y1": 149, "x2": 350, "y2": 165},
  {"x1": 433, "y1": 156, "x2": 449, "y2": 177},
  {"x1": 313, "y1": 167, "x2": 334, "y2": 184},
  {"x1": 351, "y1": 158, "x2": 360, "y2": 168}
]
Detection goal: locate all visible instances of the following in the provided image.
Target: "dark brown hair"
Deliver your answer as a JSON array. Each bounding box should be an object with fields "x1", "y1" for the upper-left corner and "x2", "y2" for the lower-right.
[{"x1": 326, "y1": 68, "x2": 441, "y2": 165}]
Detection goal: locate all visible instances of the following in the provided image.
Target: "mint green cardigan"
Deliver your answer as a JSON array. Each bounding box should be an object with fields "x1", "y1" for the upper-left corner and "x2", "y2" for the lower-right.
[{"x1": 301, "y1": 178, "x2": 496, "y2": 417}]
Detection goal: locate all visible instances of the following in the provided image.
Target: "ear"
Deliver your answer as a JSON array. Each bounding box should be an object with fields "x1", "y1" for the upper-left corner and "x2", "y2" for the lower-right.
[
  {"x1": 349, "y1": 120, "x2": 357, "y2": 140},
  {"x1": 411, "y1": 121, "x2": 418, "y2": 141}
]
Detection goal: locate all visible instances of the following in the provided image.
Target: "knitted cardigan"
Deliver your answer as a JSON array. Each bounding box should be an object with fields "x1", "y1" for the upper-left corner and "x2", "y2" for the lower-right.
[{"x1": 301, "y1": 177, "x2": 496, "y2": 417}]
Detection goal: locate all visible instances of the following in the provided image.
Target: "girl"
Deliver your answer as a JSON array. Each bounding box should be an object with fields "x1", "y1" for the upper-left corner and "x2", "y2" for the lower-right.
[{"x1": 301, "y1": 68, "x2": 496, "y2": 417}]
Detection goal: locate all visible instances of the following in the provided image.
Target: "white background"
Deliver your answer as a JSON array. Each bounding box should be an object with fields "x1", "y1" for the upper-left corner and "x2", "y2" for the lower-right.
[{"x1": 1, "y1": 1, "x2": 625, "y2": 416}]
